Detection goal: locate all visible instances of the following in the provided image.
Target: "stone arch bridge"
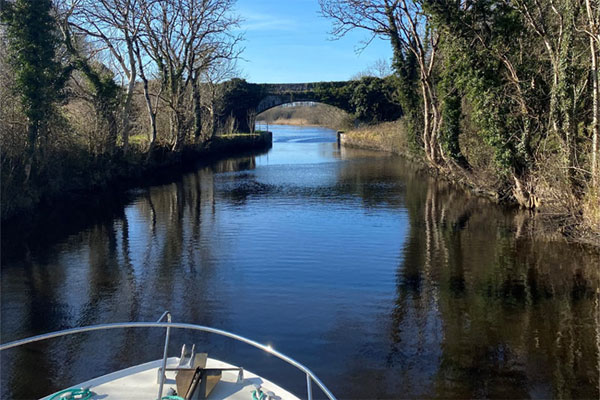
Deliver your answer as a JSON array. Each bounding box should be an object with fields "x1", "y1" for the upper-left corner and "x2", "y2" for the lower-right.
[
  {"x1": 218, "y1": 79, "x2": 355, "y2": 132},
  {"x1": 254, "y1": 83, "x2": 351, "y2": 114},
  {"x1": 217, "y1": 78, "x2": 401, "y2": 133}
]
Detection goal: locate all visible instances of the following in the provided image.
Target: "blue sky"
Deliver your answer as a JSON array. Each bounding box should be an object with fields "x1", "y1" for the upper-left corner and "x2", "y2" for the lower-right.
[{"x1": 234, "y1": 0, "x2": 392, "y2": 83}]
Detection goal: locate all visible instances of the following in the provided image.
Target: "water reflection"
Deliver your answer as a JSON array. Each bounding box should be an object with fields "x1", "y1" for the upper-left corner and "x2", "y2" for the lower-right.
[
  {"x1": 391, "y1": 175, "x2": 599, "y2": 399},
  {"x1": 1, "y1": 125, "x2": 599, "y2": 399}
]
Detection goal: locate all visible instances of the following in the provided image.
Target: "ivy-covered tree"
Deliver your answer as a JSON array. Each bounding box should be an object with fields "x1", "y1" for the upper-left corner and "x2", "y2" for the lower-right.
[
  {"x1": 1, "y1": 0, "x2": 68, "y2": 178},
  {"x1": 350, "y1": 76, "x2": 402, "y2": 123},
  {"x1": 219, "y1": 79, "x2": 266, "y2": 133},
  {"x1": 60, "y1": 25, "x2": 121, "y2": 155}
]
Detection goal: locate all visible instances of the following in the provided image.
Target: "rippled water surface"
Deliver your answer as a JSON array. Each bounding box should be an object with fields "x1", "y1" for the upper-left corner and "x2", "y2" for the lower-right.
[{"x1": 2, "y1": 125, "x2": 599, "y2": 399}]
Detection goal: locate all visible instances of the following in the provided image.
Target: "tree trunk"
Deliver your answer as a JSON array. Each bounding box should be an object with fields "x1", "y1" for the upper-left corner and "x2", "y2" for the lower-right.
[
  {"x1": 587, "y1": 0, "x2": 599, "y2": 188},
  {"x1": 148, "y1": 111, "x2": 157, "y2": 151},
  {"x1": 100, "y1": 103, "x2": 118, "y2": 155},
  {"x1": 210, "y1": 106, "x2": 217, "y2": 138},
  {"x1": 513, "y1": 174, "x2": 540, "y2": 209},
  {"x1": 24, "y1": 122, "x2": 39, "y2": 183},
  {"x1": 134, "y1": 44, "x2": 157, "y2": 154},
  {"x1": 421, "y1": 79, "x2": 432, "y2": 162},
  {"x1": 427, "y1": 82, "x2": 440, "y2": 164},
  {"x1": 138, "y1": 74, "x2": 158, "y2": 157},
  {"x1": 420, "y1": 77, "x2": 440, "y2": 165},
  {"x1": 192, "y1": 81, "x2": 203, "y2": 142},
  {"x1": 120, "y1": 69, "x2": 136, "y2": 154},
  {"x1": 591, "y1": 36, "x2": 599, "y2": 188},
  {"x1": 120, "y1": 33, "x2": 138, "y2": 155},
  {"x1": 171, "y1": 110, "x2": 186, "y2": 152}
]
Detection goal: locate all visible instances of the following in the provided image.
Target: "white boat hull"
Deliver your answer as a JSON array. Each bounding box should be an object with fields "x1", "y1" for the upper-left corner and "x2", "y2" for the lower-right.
[{"x1": 42, "y1": 357, "x2": 301, "y2": 400}]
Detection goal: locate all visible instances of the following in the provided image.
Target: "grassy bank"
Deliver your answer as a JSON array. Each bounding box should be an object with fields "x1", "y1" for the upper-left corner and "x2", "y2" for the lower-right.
[
  {"x1": 1, "y1": 132, "x2": 272, "y2": 222},
  {"x1": 341, "y1": 122, "x2": 600, "y2": 246},
  {"x1": 259, "y1": 118, "x2": 325, "y2": 127},
  {"x1": 339, "y1": 120, "x2": 411, "y2": 155}
]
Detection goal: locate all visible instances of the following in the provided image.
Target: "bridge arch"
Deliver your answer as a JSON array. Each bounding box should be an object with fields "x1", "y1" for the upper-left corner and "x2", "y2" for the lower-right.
[
  {"x1": 218, "y1": 78, "x2": 401, "y2": 133},
  {"x1": 255, "y1": 101, "x2": 353, "y2": 131},
  {"x1": 256, "y1": 96, "x2": 343, "y2": 115}
]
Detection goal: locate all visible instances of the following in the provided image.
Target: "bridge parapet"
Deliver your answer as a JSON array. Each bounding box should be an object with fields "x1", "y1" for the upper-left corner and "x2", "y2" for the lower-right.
[{"x1": 257, "y1": 81, "x2": 349, "y2": 95}]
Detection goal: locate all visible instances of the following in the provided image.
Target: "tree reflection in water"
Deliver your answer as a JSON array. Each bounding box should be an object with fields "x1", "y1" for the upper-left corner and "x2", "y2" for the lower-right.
[
  {"x1": 390, "y1": 171, "x2": 599, "y2": 399},
  {"x1": 1, "y1": 135, "x2": 598, "y2": 399}
]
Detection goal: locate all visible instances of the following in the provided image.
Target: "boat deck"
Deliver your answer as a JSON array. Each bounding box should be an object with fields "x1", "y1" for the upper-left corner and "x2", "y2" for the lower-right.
[{"x1": 41, "y1": 357, "x2": 300, "y2": 400}]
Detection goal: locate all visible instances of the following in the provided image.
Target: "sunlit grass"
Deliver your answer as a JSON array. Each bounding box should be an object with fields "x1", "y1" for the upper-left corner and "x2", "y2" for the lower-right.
[
  {"x1": 218, "y1": 132, "x2": 266, "y2": 138},
  {"x1": 343, "y1": 120, "x2": 409, "y2": 155}
]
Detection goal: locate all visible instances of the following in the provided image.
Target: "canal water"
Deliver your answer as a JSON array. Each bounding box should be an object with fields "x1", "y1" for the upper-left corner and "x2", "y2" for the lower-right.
[{"x1": 1, "y1": 125, "x2": 599, "y2": 399}]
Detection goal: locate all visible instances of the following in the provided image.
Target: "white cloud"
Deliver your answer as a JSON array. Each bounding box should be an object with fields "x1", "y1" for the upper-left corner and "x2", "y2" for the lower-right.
[{"x1": 238, "y1": 10, "x2": 298, "y2": 32}]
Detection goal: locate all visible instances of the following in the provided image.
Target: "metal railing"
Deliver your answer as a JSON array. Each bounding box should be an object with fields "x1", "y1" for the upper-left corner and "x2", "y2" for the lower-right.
[
  {"x1": 156, "y1": 311, "x2": 172, "y2": 399},
  {"x1": 0, "y1": 313, "x2": 336, "y2": 400}
]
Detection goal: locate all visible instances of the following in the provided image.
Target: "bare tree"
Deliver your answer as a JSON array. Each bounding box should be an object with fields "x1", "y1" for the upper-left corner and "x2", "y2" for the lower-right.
[
  {"x1": 201, "y1": 58, "x2": 240, "y2": 139},
  {"x1": 138, "y1": 0, "x2": 241, "y2": 152},
  {"x1": 351, "y1": 57, "x2": 392, "y2": 79},
  {"x1": 582, "y1": 0, "x2": 600, "y2": 188},
  {"x1": 190, "y1": 33, "x2": 242, "y2": 143},
  {"x1": 133, "y1": 36, "x2": 161, "y2": 151},
  {"x1": 320, "y1": 0, "x2": 441, "y2": 164},
  {"x1": 59, "y1": 0, "x2": 145, "y2": 153},
  {"x1": 246, "y1": 108, "x2": 256, "y2": 133}
]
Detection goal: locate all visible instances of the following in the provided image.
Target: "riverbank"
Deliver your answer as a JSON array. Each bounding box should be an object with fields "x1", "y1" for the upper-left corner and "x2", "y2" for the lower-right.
[
  {"x1": 340, "y1": 122, "x2": 600, "y2": 247},
  {"x1": 259, "y1": 118, "x2": 323, "y2": 127},
  {"x1": 3, "y1": 122, "x2": 598, "y2": 400},
  {"x1": 1, "y1": 132, "x2": 272, "y2": 222},
  {"x1": 338, "y1": 121, "x2": 498, "y2": 198},
  {"x1": 256, "y1": 103, "x2": 353, "y2": 132}
]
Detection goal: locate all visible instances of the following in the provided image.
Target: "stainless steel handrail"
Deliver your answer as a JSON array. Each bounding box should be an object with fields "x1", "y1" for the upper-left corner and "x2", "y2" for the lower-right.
[
  {"x1": 0, "y1": 321, "x2": 336, "y2": 400},
  {"x1": 155, "y1": 311, "x2": 172, "y2": 399}
]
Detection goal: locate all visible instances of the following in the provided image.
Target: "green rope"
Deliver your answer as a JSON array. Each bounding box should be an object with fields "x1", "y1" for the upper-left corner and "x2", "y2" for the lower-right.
[
  {"x1": 48, "y1": 388, "x2": 93, "y2": 400},
  {"x1": 252, "y1": 389, "x2": 266, "y2": 400},
  {"x1": 49, "y1": 388, "x2": 185, "y2": 400}
]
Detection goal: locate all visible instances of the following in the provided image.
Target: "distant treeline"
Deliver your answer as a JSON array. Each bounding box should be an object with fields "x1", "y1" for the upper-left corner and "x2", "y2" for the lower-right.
[
  {"x1": 320, "y1": 0, "x2": 600, "y2": 239},
  {"x1": 0, "y1": 0, "x2": 244, "y2": 219}
]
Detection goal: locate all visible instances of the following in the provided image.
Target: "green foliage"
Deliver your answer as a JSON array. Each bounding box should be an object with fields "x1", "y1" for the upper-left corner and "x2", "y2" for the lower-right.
[
  {"x1": 1, "y1": 0, "x2": 67, "y2": 134},
  {"x1": 312, "y1": 81, "x2": 355, "y2": 111},
  {"x1": 440, "y1": 92, "x2": 463, "y2": 162},
  {"x1": 349, "y1": 76, "x2": 402, "y2": 123},
  {"x1": 219, "y1": 79, "x2": 267, "y2": 133},
  {"x1": 71, "y1": 53, "x2": 121, "y2": 127},
  {"x1": 310, "y1": 78, "x2": 403, "y2": 123},
  {"x1": 390, "y1": 46, "x2": 420, "y2": 141},
  {"x1": 428, "y1": 0, "x2": 537, "y2": 176},
  {"x1": 436, "y1": 37, "x2": 466, "y2": 167},
  {"x1": 79, "y1": 62, "x2": 120, "y2": 111},
  {"x1": 217, "y1": 78, "x2": 401, "y2": 130}
]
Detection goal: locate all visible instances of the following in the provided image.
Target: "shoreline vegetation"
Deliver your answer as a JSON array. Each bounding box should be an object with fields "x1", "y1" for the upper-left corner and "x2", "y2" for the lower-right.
[
  {"x1": 258, "y1": 102, "x2": 599, "y2": 246},
  {"x1": 314, "y1": 0, "x2": 600, "y2": 247},
  {"x1": 259, "y1": 119, "x2": 324, "y2": 127},
  {"x1": 2, "y1": 132, "x2": 272, "y2": 222},
  {"x1": 341, "y1": 121, "x2": 600, "y2": 247},
  {"x1": 1, "y1": 0, "x2": 599, "y2": 247},
  {"x1": 0, "y1": 0, "x2": 250, "y2": 222}
]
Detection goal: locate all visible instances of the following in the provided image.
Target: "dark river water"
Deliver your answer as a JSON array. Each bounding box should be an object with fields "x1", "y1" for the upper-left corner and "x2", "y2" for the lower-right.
[{"x1": 1, "y1": 125, "x2": 599, "y2": 399}]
